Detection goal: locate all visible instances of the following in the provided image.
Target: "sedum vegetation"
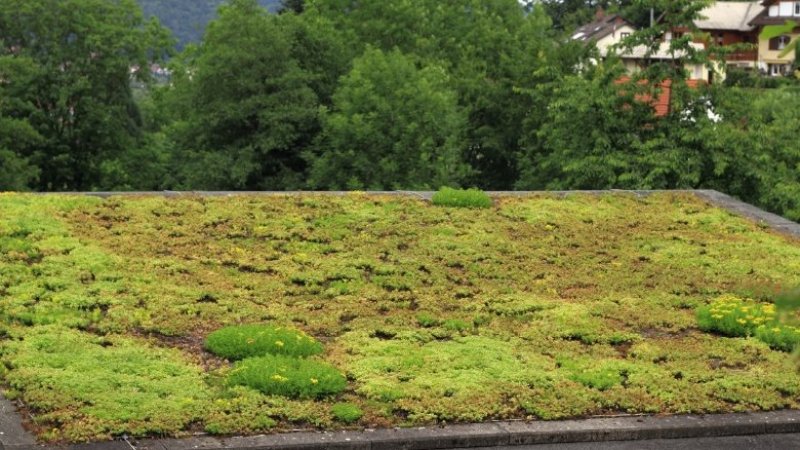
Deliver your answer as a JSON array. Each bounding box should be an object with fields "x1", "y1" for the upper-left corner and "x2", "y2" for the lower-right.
[
  {"x1": 227, "y1": 355, "x2": 346, "y2": 399},
  {"x1": 205, "y1": 324, "x2": 323, "y2": 360},
  {"x1": 697, "y1": 295, "x2": 800, "y2": 352},
  {"x1": 0, "y1": 192, "x2": 799, "y2": 442},
  {"x1": 431, "y1": 188, "x2": 493, "y2": 209}
]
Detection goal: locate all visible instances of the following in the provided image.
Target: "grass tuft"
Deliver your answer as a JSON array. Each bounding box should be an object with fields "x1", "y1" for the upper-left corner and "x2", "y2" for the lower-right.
[
  {"x1": 205, "y1": 324, "x2": 323, "y2": 360},
  {"x1": 227, "y1": 355, "x2": 347, "y2": 399},
  {"x1": 331, "y1": 402, "x2": 363, "y2": 423},
  {"x1": 431, "y1": 187, "x2": 492, "y2": 209}
]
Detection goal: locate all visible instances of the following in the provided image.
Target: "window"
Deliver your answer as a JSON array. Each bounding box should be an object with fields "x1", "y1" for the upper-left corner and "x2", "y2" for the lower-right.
[
  {"x1": 768, "y1": 63, "x2": 787, "y2": 76},
  {"x1": 716, "y1": 33, "x2": 725, "y2": 46},
  {"x1": 620, "y1": 32, "x2": 630, "y2": 39},
  {"x1": 795, "y1": 1, "x2": 800, "y2": 15},
  {"x1": 693, "y1": 65, "x2": 703, "y2": 80},
  {"x1": 781, "y1": 1, "x2": 793, "y2": 16},
  {"x1": 769, "y1": 5, "x2": 779, "y2": 16},
  {"x1": 769, "y1": 35, "x2": 792, "y2": 50}
]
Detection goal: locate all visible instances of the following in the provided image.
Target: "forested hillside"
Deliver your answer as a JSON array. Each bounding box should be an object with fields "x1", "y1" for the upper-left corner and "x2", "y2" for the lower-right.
[{"x1": 138, "y1": 0, "x2": 281, "y2": 48}]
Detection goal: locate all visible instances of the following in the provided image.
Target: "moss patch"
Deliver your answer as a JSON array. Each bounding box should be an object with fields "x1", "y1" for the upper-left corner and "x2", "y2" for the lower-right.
[{"x1": 0, "y1": 192, "x2": 798, "y2": 441}]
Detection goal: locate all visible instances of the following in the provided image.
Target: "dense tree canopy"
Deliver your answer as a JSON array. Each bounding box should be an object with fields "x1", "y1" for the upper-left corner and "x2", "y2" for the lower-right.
[
  {"x1": 164, "y1": 0, "x2": 320, "y2": 190},
  {"x1": 0, "y1": 0, "x2": 799, "y2": 222},
  {"x1": 308, "y1": 48, "x2": 469, "y2": 190},
  {"x1": 0, "y1": 0, "x2": 170, "y2": 191}
]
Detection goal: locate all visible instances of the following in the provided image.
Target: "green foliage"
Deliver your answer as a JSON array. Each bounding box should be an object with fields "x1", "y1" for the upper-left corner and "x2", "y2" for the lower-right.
[
  {"x1": 613, "y1": 0, "x2": 713, "y2": 82},
  {"x1": 3, "y1": 193, "x2": 800, "y2": 440},
  {"x1": 431, "y1": 188, "x2": 493, "y2": 209},
  {"x1": 205, "y1": 324, "x2": 323, "y2": 360},
  {"x1": 227, "y1": 355, "x2": 346, "y2": 399},
  {"x1": 310, "y1": 0, "x2": 572, "y2": 189},
  {"x1": 0, "y1": 56, "x2": 41, "y2": 190},
  {"x1": 696, "y1": 294, "x2": 800, "y2": 352},
  {"x1": 696, "y1": 295, "x2": 775, "y2": 337},
  {"x1": 724, "y1": 68, "x2": 789, "y2": 89},
  {"x1": 776, "y1": 287, "x2": 800, "y2": 313},
  {"x1": 443, "y1": 319, "x2": 471, "y2": 333},
  {"x1": 1, "y1": 326, "x2": 208, "y2": 442},
  {"x1": 308, "y1": 47, "x2": 470, "y2": 190},
  {"x1": 755, "y1": 324, "x2": 800, "y2": 352},
  {"x1": 331, "y1": 402, "x2": 363, "y2": 423},
  {"x1": 164, "y1": 0, "x2": 319, "y2": 190},
  {"x1": 204, "y1": 387, "x2": 278, "y2": 435},
  {"x1": 709, "y1": 87, "x2": 800, "y2": 222},
  {"x1": 0, "y1": 0, "x2": 172, "y2": 191},
  {"x1": 416, "y1": 312, "x2": 440, "y2": 328},
  {"x1": 557, "y1": 358, "x2": 627, "y2": 391}
]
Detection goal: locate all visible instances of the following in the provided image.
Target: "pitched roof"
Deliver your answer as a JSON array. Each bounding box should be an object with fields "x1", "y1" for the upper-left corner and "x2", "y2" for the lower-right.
[
  {"x1": 571, "y1": 14, "x2": 634, "y2": 42},
  {"x1": 695, "y1": 1, "x2": 762, "y2": 31},
  {"x1": 750, "y1": 0, "x2": 797, "y2": 26},
  {"x1": 615, "y1": 77, "x2": 704, "y2": 117}
]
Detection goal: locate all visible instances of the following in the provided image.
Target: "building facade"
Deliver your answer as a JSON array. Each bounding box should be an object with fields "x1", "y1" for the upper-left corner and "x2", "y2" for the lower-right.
[{"x1": 749, "y1": 0, "x2": 800, "y2": 74}]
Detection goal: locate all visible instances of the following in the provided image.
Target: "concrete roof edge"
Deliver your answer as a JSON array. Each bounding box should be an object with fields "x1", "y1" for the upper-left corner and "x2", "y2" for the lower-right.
[{"x1": 5, "y1": 410, "x2": 800, "y2": 450}]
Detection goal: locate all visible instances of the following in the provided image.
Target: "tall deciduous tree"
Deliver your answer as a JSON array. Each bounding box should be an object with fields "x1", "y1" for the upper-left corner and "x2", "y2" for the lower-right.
[
  {"x1": 0, "y1": 0, "x2": 171, "y2": 191},
  {"x1": 165, "y1": 0, "x2": 320, "y2": 190},
  {"x1": 307, "y1": 48, "x2": 469, "y2": 190},
  {"x1": 307, "y1": 0, "x2": 573, "y2": 189},
  {"x1": 0, "y1": 56, "x2": 41, "y2": 190}
]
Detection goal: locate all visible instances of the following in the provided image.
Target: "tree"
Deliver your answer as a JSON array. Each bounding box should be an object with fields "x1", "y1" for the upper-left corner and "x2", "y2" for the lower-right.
[
  {"x1": 279, "y1": 0, "x2": 305, "y2": 14},
  {"x1": 307, "y1": 0, "x2": 574, "y2": 189},
  {"x1": 0, "y1": 0, "x2": 171, "y2": 191},
  {"x1": 0, "y1": 56, "x2": 41, "y2": 190},
  {"x1": 164, "y1": 0, "x2": 319, "y2": 190},
  {"x1": 307, "y1": 48, "x2": 469, "y2": 190}
]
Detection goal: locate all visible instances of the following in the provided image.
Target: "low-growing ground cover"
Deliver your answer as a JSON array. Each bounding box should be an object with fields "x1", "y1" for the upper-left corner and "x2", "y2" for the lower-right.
[{"x1": 0, "y1": 192, "x2": 799, "y2": 442}]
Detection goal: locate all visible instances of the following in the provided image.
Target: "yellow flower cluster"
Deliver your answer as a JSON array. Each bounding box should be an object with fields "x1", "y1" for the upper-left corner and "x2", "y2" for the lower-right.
[
  {"x1": 707, "y1": 295, "x2": 775, "y2": 328},
  {"x1": 271, "y1": 374, "x2": 288, "y2": 383}
]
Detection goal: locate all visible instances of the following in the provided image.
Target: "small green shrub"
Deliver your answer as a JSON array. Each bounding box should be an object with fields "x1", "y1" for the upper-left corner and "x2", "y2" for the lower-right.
[
  {"x1": 755, "y1": 324, "x2": 800, "y2": 352},
  {"x1": 558, "y1": 358, "x2": 625, "y2": 391},
  {"x1": 696, "y1": 295, "x2": 775, "y2": 337},
  {"x1": 227, "y1": 355, "x2": 346, "y2": 399},
  {"x1": 431, "y1": 187, "x2": 492, "y2": 209},
  {"x1": 416, "y1": 312, "x2": 440, "y2": 328},
  {"x1": 331, "y1": 402, "x2": 363, "y2": 423},
  {"x1": 205, "y1": 324, "x2": 323, "y2": 360},
  {"x1": 443, "y1": 319, "x2": 470, "y2": 332},
  {"x1": 472, "y1": 314, "x2": 492, "y2": 328},
  {"x1": 696, "y1": 294, "x2": 800, "y2": 352}
]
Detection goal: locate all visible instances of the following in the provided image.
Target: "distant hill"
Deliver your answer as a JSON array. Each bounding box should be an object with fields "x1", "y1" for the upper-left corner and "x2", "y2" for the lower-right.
[{"x1": 138, "y1": 0, "x2": 282, "y2": 50}]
